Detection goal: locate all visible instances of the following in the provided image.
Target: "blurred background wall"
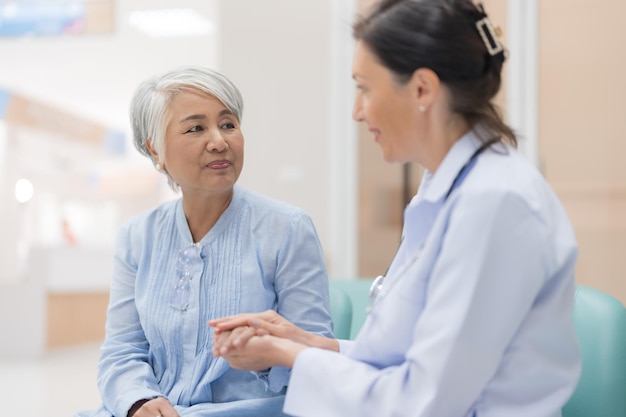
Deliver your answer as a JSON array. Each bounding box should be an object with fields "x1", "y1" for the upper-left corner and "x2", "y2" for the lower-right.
[{"x1": 0, "y1": 0, "x2": 624, "y2": 359}]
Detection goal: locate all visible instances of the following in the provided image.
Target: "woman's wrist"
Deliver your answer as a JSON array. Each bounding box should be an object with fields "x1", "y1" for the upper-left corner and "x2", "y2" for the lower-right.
[{"x1": 127, "y1": 398, "x2": 150, "y2": 417}]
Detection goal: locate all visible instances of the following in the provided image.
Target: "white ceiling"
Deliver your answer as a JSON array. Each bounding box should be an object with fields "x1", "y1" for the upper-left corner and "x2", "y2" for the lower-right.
[
  {"x1": 0, "y1": 0, "x2": 219, "y2": 184},
  {"x1": 0, "y1": 0, "x2": 219, "y2": 132}
]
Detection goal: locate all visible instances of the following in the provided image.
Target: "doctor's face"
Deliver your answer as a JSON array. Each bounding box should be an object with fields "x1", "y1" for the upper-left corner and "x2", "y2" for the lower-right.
[{"x1": 351, "y1": 41, "x2": 419, "y2": 164}]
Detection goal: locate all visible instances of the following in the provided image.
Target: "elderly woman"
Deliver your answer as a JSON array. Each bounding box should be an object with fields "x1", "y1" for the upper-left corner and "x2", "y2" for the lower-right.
[{"x1": 76, "y1": 66, "x2": 333, "y2": 417}]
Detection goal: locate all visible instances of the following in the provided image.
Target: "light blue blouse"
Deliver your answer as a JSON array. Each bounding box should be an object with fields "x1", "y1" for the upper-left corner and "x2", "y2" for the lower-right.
[
  {"x1": 285, "y1": 129, "x2": 581, "y2": 417},
  {"x1": 76, "y1": 186, "x2": 333, "y2": 417}
]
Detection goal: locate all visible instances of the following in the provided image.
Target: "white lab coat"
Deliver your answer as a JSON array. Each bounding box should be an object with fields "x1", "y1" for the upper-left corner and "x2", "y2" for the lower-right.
[{"x1": 284, "y1": 129, "x2": 581, "y2": 417}]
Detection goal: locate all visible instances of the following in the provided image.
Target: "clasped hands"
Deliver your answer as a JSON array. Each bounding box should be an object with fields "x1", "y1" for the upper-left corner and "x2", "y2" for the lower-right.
[
  {"x1": 209, "y1": 310, "x2": 308, "y2": 370},
  {"x1": 209, "y1": 310, "x2": 339, "y2": 370}
]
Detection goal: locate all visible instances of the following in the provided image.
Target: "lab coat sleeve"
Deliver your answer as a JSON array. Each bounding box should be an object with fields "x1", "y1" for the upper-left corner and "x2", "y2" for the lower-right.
[
  {"x1": 97, "y1": 224, "x2": 163, "y2": 417},
  {"x1": 284, "y1": 191, "x2": 551, "y2": 417},
  {"x1": 338, "y1": 339, "x2": 356, "y2": 355},
  {"x1": 260, "y1": 212, "x2": 334, "y2": 393}
]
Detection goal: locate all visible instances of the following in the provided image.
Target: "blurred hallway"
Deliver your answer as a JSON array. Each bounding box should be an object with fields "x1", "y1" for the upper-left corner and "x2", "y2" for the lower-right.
[{"x1": 0, "y1": 343, "x2": 100, "y2": 417}]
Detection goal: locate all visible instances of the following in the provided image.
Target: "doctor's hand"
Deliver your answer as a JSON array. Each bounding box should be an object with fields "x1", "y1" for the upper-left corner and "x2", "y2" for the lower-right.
[
  {"x1": 209, "y1": 310, "x2": 339, "y2": 354},
  {"x1": 216, "y1": 333, "x2": 307, "y2": 370},
  {"x1": 210, "y1": 310, "x2": 310, "y2": 346},
  {"x1": 211, "y1": 323, "x2": 268, "y2": 358}
]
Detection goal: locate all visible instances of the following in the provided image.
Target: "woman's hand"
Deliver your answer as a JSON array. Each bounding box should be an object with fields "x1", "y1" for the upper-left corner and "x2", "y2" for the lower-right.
[{"x1": 129, "y1": 397, "x2": 179, "y2": 417}]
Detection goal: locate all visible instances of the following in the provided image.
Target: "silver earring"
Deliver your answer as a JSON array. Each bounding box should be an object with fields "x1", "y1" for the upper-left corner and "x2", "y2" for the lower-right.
[
  {"x1": 419, "y1": 105, "x2": 427, "y2": 113},
  {"x1": 155, "y1": 163, "x2": 161, "y2": 171}
]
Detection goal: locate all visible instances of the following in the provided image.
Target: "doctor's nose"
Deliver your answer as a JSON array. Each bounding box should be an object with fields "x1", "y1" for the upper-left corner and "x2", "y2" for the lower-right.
[{"x1": 352, "y1": 99, "x2": 364, "y2": 122}]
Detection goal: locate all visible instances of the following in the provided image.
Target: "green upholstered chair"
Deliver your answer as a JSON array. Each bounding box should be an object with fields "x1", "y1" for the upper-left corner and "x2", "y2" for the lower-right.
[
  {"x1": 328, "y1": 285, "x2": 353, "y2": 340},
  {"x1": 562, "y1": 285, "x2": 626, "y2": 417},
  {"x1": 329, "y1": 278, "x2": 374, "y2": 340}
]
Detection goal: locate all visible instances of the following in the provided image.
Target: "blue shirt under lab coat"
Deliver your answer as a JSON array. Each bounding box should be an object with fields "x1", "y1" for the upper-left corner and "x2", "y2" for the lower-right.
[
  {"x1": 285, "y1": 129, "x2": 581, "y2": 417},
  {"x1": 76, "y1": 186, "x2": 333, "y2": 417}
]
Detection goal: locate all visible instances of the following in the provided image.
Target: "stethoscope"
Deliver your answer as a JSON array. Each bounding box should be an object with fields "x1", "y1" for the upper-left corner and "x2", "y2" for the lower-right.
[{"x1": 368, "y1": 139, "x2": 498, "y2": 305}]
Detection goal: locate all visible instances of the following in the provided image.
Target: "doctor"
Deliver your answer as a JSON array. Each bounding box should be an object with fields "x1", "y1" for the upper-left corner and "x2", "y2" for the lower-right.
[{"x1": 210, "y1": 1, "x2": 581, "y2": 416}]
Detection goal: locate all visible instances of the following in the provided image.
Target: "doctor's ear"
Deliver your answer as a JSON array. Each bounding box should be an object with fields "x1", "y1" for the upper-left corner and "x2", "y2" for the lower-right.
[{"x1": 409, "y1": 68, "x2": 440, "y2": 110}]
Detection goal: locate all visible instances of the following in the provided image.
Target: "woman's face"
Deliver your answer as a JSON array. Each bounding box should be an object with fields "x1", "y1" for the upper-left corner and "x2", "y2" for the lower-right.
[
  {"x1": 159, "y1": 90, "x2": 244, "y2": 195},
  {"x1": 352, "y1": 41, "x2": 420, "y2": 163}
]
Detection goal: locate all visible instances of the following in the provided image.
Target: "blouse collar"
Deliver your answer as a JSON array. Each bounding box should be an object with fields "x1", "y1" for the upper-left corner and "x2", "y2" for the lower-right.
[{"x1": 175, "y1": 185, "x2": 244, "y2": 247}]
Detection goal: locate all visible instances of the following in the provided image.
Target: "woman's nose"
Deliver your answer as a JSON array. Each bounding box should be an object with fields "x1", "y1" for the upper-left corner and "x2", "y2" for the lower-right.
[{"x1": 206, "y1": 130, "x2": 228, "y2": 152}]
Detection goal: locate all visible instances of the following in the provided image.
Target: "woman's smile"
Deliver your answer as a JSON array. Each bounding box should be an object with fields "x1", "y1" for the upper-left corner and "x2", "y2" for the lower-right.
[{"x1": 207, "y1": 160, "x2": 232, "y2": 169}]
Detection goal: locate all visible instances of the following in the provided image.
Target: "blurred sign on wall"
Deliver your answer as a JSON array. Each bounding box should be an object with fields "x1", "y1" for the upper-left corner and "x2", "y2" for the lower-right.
[
  {"x1": 0, "y1": 0, "x2": 113, "y2": 37},
  {"x1": 0, "y1": 88, "x2": 10, "y2": 117}
]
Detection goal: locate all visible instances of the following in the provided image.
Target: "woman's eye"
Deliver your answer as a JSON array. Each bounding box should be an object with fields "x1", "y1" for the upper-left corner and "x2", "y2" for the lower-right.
[
  {"x1": 221, "y1": 122, "x2": 236, "y2": 130},
  {"x1": 186, "y1": 125, "x2": 204, "y2": 133}
]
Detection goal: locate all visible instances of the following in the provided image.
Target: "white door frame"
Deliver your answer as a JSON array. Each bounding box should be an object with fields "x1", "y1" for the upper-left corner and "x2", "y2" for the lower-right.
[{"x1": 506, "y1": 0, "x2": 539, "y2": 166}]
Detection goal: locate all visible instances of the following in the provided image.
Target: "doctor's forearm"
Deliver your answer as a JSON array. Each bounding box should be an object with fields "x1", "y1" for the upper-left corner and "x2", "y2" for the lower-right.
[{"x1": 305, "y1": 333, "x2": 340, "y2": 352}]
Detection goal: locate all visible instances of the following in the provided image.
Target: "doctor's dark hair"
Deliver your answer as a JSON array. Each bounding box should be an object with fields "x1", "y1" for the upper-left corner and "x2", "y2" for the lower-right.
[{"x1": 353, "y1": 0, "x2": 516, "y2": 146}]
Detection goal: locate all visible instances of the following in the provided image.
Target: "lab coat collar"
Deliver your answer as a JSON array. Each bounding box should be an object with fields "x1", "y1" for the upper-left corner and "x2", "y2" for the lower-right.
[{"x1": 417, "y1": 128, "x2": 484, "y2": 204}]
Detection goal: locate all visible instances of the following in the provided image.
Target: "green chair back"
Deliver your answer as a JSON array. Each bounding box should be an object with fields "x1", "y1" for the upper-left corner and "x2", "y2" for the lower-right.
[
  {"x1": 562, "y1": 285, "x2": 626, "y2": 417},
  {"x1": 329, "y1": 285, "x2": 353, "y2": 340},
  {"x1": 329, "y1": 278, "x2": 374, "y2": 340}
]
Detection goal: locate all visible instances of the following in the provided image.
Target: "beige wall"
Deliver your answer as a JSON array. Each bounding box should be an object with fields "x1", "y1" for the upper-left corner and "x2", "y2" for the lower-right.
[
  {"x1": 539, "y1": 0, "x2": 626, "y2": 304},
  {"x1": 47, "y1": 292, "x2": 109, "y2": 348}
]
